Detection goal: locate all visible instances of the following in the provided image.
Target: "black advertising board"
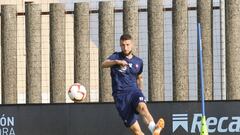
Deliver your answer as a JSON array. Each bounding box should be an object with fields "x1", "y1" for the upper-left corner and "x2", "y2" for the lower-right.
[{"x1": 0, "y1": 101, "x2": 239, "y2": 135}]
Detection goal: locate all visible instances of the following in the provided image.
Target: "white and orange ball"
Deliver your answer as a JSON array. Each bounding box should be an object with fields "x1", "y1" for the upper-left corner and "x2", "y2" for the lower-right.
[{"x1": 67, "y1": 83, "x2": 87, "y2": 101}]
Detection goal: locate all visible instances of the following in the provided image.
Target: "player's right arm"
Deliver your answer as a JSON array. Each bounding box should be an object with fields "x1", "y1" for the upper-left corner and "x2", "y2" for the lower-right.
[{"x1": 102, "y1": 59, "x2": 128, "y2": 68}]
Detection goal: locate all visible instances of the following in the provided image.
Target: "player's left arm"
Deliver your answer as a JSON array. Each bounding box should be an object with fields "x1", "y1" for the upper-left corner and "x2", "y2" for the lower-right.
[{"x1": 137, "y1": 73, "x2": 143, "y2": 90}]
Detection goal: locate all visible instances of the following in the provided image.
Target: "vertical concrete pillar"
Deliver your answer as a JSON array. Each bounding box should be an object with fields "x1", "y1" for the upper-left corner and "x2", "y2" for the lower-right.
[
  {"x1": 172, "y1": 0, "x2": 189, "y2": 101},
  {"x1": 197, "y1": 0, "x2": 213, "y2": 100},
  {"x1": 25, "y1": 3, "x2": 42, "y2": 103},
  {"x1": 225, "y1": 1, "x2": 240, "y2": 100},
  {"x1": 1, "y1": 5, "x2": 17, "y2": 104},
  {"x1": 49, "y1": 3, "x2": 66, "y2": 103},
  {"x1": 99, "y1": 1, "x2": 114, "y2": 102},
  {"x1": 74, "y1": 2, "x2": 90, "y2": 102},
  {"x1": 123, "y1": 0, "x2": 139, "y2": 55},
  {"x1": 148, "y1": 0, "x2": 164, "y2": 101}
]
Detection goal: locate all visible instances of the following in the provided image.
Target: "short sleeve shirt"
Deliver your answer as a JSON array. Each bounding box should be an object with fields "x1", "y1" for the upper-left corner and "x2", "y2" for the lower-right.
[{"x1": 107, "y1": 52, "x2": 143, "y2": 96}]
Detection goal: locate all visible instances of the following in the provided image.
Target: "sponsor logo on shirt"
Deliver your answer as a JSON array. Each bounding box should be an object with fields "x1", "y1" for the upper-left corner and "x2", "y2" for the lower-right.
[{"x1": 118, "y1": 66, "x2": 127, "y2": 73}]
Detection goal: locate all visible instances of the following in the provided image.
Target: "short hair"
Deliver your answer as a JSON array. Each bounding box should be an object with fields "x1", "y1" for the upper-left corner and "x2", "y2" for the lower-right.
[{"x1": 120, "y1": 34, "x2": 132, "y2": 41}]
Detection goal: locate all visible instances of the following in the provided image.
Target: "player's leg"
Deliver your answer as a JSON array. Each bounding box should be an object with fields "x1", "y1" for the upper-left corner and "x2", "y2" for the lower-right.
[
  {"x1": 136, "y1": 102, "x2": 165, "y2": 135},
  {"x1": 129, "y1": 121, "x2": 144, "y2": 135},
  {"x1": 136, "y1": 102, "x2": 154, "y2": 124},
  {"x1": 130, "y1": 89, "x2": 164, "y2": 135}
]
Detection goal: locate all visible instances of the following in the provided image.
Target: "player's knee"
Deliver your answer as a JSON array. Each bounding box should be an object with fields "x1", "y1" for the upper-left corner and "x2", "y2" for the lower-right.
[{"x1": 137, "y1": 102, "x2": 147, "y2": 113}]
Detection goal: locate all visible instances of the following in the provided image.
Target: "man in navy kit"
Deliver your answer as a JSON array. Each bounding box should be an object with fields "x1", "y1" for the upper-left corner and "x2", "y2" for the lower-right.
[{"x1": 102, "y1": 34, "x2": 164, "y2": 135}]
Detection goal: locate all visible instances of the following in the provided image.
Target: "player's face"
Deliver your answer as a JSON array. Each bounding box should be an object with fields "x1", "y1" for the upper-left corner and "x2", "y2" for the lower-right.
[{"x1": 120, "y1": 39, "x2": 133, "y2": 56}]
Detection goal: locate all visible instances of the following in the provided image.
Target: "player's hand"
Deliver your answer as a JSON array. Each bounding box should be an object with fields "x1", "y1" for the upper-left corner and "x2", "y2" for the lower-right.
[{"x1": 116, "y1": 60, "x2": 128, "y2": 66}]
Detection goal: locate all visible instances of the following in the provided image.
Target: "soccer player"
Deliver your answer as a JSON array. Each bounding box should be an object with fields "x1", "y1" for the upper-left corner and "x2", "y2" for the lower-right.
[{"x1": 101, "y1": 34, "x2": 165, "y2": 135}]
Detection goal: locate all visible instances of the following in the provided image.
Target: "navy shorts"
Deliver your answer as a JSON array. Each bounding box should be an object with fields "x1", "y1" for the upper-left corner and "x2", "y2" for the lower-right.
[{"x1": 113, "y1": 90, "x2": 146, "y2": 127}]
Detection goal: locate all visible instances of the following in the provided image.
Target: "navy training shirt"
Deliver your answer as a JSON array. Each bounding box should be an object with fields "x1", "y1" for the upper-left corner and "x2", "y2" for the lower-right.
[{"x1": 107, "y1": 52, "x2": 143, "y2": 96}]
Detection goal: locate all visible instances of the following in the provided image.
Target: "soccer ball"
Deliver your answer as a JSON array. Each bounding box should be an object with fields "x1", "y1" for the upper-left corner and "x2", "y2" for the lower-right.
[{"x1": 67, "y1": 83, "x2": 87, "y2": 101}]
